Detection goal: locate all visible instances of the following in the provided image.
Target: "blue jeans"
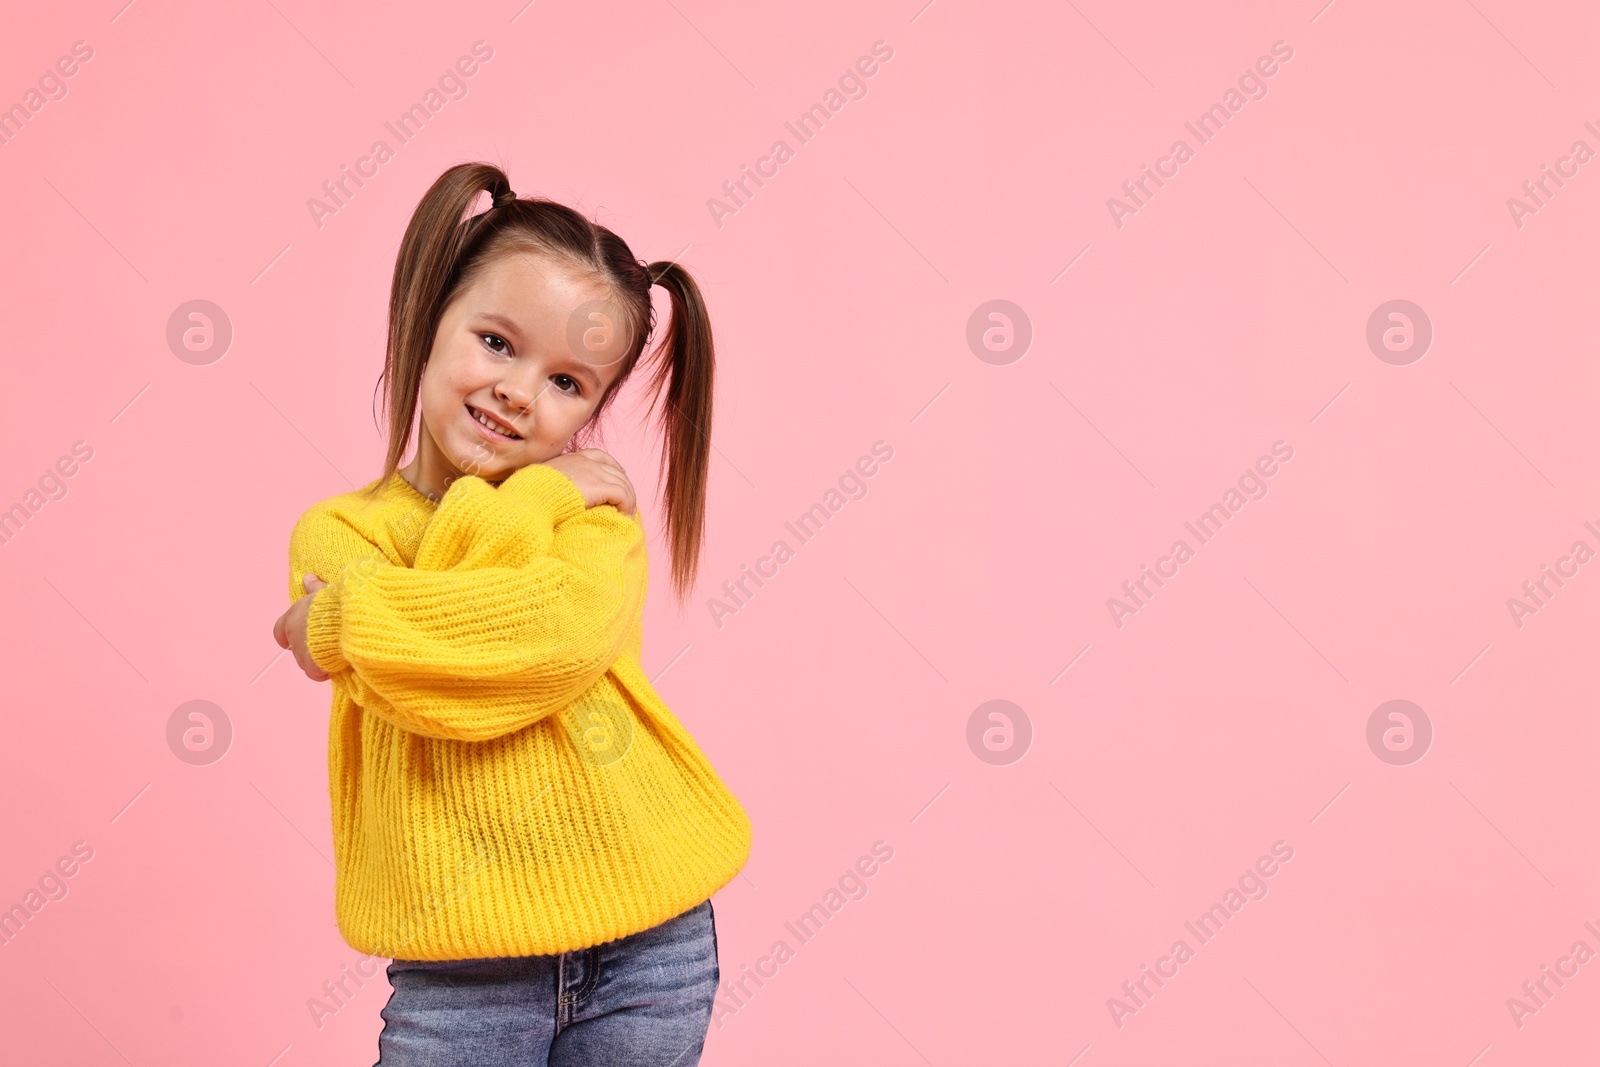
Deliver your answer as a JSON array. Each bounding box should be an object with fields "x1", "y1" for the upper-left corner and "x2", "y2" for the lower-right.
[{"x1": 374, "y1": 900, "x2": 720, "y2": 1066}]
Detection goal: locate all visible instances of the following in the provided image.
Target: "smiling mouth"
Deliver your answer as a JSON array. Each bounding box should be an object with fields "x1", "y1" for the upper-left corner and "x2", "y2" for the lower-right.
[{"x1": 466, "y1": 404, "x2": 522, "y2": 440}]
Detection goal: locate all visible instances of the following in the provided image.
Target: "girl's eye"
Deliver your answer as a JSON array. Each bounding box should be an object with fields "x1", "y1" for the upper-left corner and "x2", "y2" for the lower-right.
[
  {"x1": 481, "y1": 333, "x2": 509, "y2": 354},
  {"x1": 552, "y1": 374, "x2": 581, "y2": 396}
]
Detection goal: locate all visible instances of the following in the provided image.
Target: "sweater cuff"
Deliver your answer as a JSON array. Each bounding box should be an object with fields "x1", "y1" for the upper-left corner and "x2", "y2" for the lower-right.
[
  {"x1": 497, "y1": 463, "x2": 589, "y2": 526},
  {"x1": 305, "y1": 576, "x2": 349, "y2": 674}
]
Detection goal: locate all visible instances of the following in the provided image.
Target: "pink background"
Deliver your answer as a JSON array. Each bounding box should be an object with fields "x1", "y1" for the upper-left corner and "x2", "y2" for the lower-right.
[{"x1": 1, "y1": 0, "x2": 1596, "y2": 1063}]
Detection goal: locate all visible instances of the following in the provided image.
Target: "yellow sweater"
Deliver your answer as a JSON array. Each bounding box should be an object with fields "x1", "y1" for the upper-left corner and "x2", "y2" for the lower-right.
[{"x1": 286, "y1": 463, "x2": 751, "y2": 961}]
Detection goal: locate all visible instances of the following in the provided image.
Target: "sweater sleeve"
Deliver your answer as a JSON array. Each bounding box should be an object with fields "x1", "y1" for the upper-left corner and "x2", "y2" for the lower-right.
[
  {"x1": 298, "y1": 464, "x2": 648, "y2": 742},
  {"x1": 288, "y1": 500, "x2": 404, "y2": 674}
]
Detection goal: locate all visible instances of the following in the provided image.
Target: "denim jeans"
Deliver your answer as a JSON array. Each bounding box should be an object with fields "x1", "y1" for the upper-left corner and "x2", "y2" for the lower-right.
[{"x1": 373, "y1": 900, "x2": 719, "y2": 1066}]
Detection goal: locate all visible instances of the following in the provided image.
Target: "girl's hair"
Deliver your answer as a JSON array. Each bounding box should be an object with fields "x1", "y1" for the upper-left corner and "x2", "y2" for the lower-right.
[{"x1": 363, "y1": 161, "x2": 716, "y2": 602}]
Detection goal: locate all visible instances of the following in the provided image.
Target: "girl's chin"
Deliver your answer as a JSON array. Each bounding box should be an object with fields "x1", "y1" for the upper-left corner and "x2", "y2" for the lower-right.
[
  {"x1": 453, "y1": 448, "x2": 556, "y2": 481},
  {"x1": 452, "y1": 447, "x2": 513, "y2": 480}
]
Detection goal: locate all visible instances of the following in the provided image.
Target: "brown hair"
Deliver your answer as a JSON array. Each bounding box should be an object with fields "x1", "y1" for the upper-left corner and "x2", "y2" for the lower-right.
[{"x1": 362, "y1": 162, "x2": 715, "y2": 602}]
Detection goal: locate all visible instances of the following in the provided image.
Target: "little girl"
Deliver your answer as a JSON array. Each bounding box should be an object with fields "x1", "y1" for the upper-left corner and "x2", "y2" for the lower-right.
[{"x1": 271, "y1": 162, "x2": 751, "y2": 1066}]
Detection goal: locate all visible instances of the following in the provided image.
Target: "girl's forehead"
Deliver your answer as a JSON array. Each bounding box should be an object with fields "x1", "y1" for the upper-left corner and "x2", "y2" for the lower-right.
[
  {"x1": 463, "y1": 251, "x2": 611, "y2": 317},
  {"x1": 479, "y1": 247, "x2": 602, "y2": 291}
]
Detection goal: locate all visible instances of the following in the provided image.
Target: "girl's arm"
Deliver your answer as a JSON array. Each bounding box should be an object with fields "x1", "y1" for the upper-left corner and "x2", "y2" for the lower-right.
[{"x1": 289, "y1": 464, "x2": 646, "y2": 742}]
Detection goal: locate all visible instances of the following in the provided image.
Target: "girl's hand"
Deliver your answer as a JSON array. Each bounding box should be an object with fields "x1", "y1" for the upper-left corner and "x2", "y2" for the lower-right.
[
  {"x1": 541, "y1": 449, "x2": 637, "y2": 515},
  {"x1": 273, "y1": 574, "x2": 331, "y2": 682}
]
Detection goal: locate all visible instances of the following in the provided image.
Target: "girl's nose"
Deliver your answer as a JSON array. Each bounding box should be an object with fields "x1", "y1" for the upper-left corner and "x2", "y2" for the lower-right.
[{"x1": 495, "y1": 379, "x2": 534, "y2": 420}]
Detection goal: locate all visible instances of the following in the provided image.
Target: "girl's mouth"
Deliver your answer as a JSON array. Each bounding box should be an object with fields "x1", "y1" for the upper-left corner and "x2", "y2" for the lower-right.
[{"x1": 466, "y1": 404, "x2": 522, "y2": 441}]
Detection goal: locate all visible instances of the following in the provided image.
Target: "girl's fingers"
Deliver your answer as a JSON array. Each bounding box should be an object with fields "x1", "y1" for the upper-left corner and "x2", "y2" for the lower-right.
[
  {"x1": 295, "y1": 641, "x2": 327, "y2": 681},
  {"x1": 608, "y1": 468, "x2": 636, "y2": 514},
  {"x1": 604, "y1": 470, "x2": 635, "y2": 514},
  {"x1": 559, "y1": 451, "x2": 635, "y2": 512},
  {"x1": 586, "y1": 449, "x2": 625, "y2": 477}
]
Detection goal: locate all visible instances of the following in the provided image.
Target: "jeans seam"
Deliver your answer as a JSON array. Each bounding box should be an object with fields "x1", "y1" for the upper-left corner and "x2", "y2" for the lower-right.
[
  {"x1": 707, "y1": 901, "x2": 719, "y2": 985},
  {"x1": 372, "y1": 962, "x2": 399, "y2": 1066},
  {"x1": 559, "y1": 946, "x2": 600, "y2": 1010}
]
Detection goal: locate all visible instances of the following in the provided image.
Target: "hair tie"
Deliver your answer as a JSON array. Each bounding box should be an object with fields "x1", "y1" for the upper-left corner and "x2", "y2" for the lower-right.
[{"x1": 493, "y1": 187, "x2": 517, "y2": 208}]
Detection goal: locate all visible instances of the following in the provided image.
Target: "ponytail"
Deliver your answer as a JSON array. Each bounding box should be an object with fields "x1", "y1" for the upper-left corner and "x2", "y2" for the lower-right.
[
  {"x1": 638, "y1": 260, "x2": 715, "y2": 602},
  {"x1": 370, "y1": 163, "x2": 511, "y2": 496}
]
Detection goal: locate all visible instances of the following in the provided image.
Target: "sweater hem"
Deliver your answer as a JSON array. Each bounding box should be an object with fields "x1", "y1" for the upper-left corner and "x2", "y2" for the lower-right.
[{"x1": 336, "y1": 839, "x2": 751, "y2": 962}]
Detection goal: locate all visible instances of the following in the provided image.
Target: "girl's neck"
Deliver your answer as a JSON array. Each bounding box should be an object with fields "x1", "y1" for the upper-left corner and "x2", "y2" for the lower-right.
[
  {"x1": 396, "y1": 435, "x2": 454, "y2": 502},
  {"x1": 400, "y1": 439, "x2": 512, "y2": 502}
]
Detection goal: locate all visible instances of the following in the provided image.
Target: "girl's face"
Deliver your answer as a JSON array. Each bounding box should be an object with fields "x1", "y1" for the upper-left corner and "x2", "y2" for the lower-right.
[{"x1": 407, "y1": 249, "x2": 632, "y2": 496}]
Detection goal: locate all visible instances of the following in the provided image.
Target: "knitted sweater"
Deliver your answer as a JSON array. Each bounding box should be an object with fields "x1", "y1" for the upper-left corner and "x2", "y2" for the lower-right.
[{"x1": 286, "y1": 463, "x2": 751, "y2": 961}]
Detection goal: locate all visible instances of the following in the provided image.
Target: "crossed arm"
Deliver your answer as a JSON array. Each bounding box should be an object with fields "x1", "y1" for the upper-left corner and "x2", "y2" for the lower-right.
[{"x1": 278, "y1": 463, "x2": 647, "y2": 742}]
